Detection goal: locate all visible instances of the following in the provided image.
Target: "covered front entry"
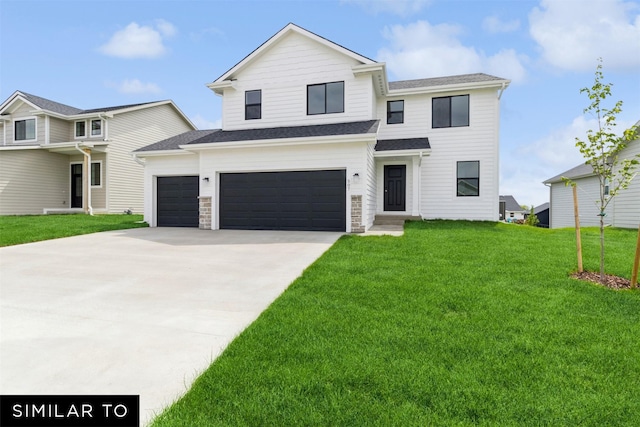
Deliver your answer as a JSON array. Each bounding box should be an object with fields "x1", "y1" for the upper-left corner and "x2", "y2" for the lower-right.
[
  {"x1": 71, "y1": 164, "x2": 83, "y2": 208},
  {"x1": 384, "y1": 165, "x2": 406, "y2": 211},
  {"x1": 157, "y1": 176, "x2": 199, "y2": 227},
  {"x1": 219, "y1": 170, "x2": 346, "y2": 231}
]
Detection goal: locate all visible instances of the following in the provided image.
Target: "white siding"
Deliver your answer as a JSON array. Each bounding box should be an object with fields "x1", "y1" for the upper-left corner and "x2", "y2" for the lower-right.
[
  {"x1": 550, "y1": 176, "x2": 603, "y2": 228},
  {"x1": 0, "y1": 149, "x2": 69, "y2": 214},
  {"x1": 7, "y1": 103, "x2": 44, "y2": 145},
  {"x1": 221, "y1": 31, "x2": 372, "y2": 131},
  {"x1": 198, "y1": 141, "x2": 369, "y2": 231},
  {"x1": 107, "y1": 104, "x2": 194, "y2": 214},
  {"x1": 612, "y1": 139, "x2": 640, "y2": 228},
  {"x1": 364, "y1": 142, "x2": 377, "y2": 228},
  {"x1": 142, "y1": 154, "x2": 200, "y2": 226}
]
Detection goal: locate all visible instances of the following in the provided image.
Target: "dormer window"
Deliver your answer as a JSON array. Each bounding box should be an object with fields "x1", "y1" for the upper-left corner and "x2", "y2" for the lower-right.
[
  {"x1": 14, "y1": 118, "x2": 36, "y2": 142},
  {"x1": 307, "y1": 81, "x2": 344, "y2": 115},
  {"x1": 75, "y1": 121, "x2": 87, "y2": 138},
  {"x1": 91, "y1": 119, "x2": 102, "y2": 137},
  {"x1": 245, "y1": 90, "x2": 261, "y2": 120}
]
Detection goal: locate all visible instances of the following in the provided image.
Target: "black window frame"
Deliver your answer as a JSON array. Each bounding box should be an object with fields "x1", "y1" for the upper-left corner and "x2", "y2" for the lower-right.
[
  {"x1": 14, "y1": 118, "x2": 36, "y2": 141},
  {"x1": 387, "y1": 100, "x2": 404, "y2": 124},
  {"x1": 91, "y1": 162, "x2": 101, "y2": 187},
  {"x1": 307, "y1": 81, "x2": 344, "y2": 115},
  {"x1": 457, "y1": 161, "x2": 479, "y2": 197},
  {"x1": 245, "y1": 90, "x2": 262, "y2": 120},
  {"x1": 432, "y1": 94, "x2": 469, "y2": 128}
]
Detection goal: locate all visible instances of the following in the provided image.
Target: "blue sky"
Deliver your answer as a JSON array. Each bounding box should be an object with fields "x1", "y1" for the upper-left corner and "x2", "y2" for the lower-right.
[{"x1": 2, "y1": 0, "x2": 639, "y2": 207}]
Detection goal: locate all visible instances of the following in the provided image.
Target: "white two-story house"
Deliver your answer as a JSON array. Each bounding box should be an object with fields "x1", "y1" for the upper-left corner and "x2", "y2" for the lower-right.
[
  {"x1": 0, "y1": 91, "x2": 195, "y2": 215},
  {"x1": 135, "y1": 23, "x2": 510, "y2": 232}
]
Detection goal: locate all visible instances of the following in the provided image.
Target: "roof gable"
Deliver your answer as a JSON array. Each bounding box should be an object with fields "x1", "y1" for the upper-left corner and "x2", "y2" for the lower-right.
[
  {"x1": 500, "y1": 195, "x2": 524, "y2": 211},
  {"x1": 209, "y1": 23, "x2": 376, "y2": 86}
]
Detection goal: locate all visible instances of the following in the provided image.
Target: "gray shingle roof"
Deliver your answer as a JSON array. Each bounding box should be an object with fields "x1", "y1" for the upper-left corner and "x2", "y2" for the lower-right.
[
  {"x1": 136, "y1": 120, "x2": 380, "y2": 152},
  {"x1": 375, "y1": 138, "x2": 430, "y2": 151},
  {"x1": 135, "y1": 130, "x2": 221, "y2": 152},
  {"x1": 544, "y1": 162, "x2": 593, "y2": 184},
  {"x1": 500, "y1": 195, "x2": 524, "y2": 212},
  {"x1": 16, "y1": 91, "x2": 162, "y2": 116},
  {"x1": 534, "y1": 202, "x2": 550, "y2": 214},
  {"x1": 19, "y1": 91, "x2": 83, "y2": 115},
  {"x1": 389, "y1": 73, "x2": 506, "y2": 90}
]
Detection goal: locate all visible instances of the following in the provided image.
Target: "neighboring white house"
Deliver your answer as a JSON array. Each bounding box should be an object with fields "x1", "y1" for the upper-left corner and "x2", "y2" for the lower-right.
[
  {"x1": 135, "y1": 23, "x2": 510, "y2": 231},
  {"x1": 543, "y1": 127, "x2": 639, "y2": 229},
  {"x1": 499, "y1": 195, "x2": 526, "y2": 222},
  {"x1": 0, "y1": 91, "x2": 196, "y2": 215}
]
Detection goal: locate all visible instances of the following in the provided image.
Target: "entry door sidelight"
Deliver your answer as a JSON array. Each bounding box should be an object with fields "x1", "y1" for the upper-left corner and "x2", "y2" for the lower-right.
[
  {"x1": 71, "y1": 164, "x2": 83, "y2": 208},
  {"x1": 384, "y1": 165, "x2": 406, "y2": 211}
]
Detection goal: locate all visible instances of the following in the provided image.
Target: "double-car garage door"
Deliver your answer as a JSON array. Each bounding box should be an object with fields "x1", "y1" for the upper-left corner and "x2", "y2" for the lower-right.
[{"x1": 157, "y1": 170, "x2": 346, "y2": 231}]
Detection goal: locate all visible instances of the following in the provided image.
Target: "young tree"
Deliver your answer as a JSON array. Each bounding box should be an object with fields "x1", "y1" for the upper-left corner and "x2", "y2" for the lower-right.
[
  {"x1": 566, "y1": 59, "x2": 639, "y2": 283},
  {"x1": 525, "y1": 206, "x2": 539, "y2": 227}
]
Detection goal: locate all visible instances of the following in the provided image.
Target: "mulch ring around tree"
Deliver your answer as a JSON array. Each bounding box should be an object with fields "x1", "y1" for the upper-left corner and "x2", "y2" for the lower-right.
[{"x1": 572, "y1": 271, "x2": 636, "y2": 290}]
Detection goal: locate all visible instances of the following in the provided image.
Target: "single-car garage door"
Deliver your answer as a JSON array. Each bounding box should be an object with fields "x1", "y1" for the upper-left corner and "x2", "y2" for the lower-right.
[
  {"x1": 157, "y1": 176, "x2": 199, "y2": 227},
  {"x1": 220, "y1": 170, "x2": 346, "y2": 231}
]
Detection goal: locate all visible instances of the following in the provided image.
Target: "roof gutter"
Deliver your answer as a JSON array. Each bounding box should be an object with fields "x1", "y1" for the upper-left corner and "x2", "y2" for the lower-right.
[
  {"x1": 131, "y1": 152, "x2": 146, "y2": 166},
  {"x1": 498, "y1": 81, "x2": 507, "y2": 100},
  {"x1": 74, "y1": 143, "x2": 93, "y2": 215}
]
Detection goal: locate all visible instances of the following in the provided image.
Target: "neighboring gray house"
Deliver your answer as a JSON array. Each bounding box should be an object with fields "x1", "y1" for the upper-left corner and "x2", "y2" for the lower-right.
[
  {"x1": 543, "y1": 128, "x2": 639, "y2": 229},
  {"x1": 0, "y1": 91, "x2": 196, "y2": 215},
  {"x1": 533, "y1": 202, "x2": 550, "y2": 228},
  {"x1": 499, "y1": 195, "x2": 526, "y2": 222},
  {"x1": 135, "y1": 23, "x2": 510, "y2": 232}
]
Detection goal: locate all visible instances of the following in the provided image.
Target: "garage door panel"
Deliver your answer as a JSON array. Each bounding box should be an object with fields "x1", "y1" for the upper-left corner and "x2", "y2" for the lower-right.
[
  {"x1": 220, "y1": 170, "x2": 345, "y2": 231},
  {"x1": 157, "y1": 176, "x2": 199, "y2": 227}
]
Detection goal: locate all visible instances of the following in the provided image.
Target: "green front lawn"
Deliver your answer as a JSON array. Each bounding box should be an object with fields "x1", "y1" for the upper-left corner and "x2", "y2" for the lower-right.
[
  {"x1": 152, "y1": 221, "x2": 640, "y2": 426},
  {"x1": 0, "y1": 214, "x2": 147, "y2": 247}
]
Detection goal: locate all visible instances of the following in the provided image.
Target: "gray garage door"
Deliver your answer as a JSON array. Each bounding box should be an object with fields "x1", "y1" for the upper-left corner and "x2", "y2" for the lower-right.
[
  {"x1": 157, "y1": 176, "x2": 199, "y2": 227},
  {"x1": 220, "y1": 170, "x2": 346, "y2": 231}
]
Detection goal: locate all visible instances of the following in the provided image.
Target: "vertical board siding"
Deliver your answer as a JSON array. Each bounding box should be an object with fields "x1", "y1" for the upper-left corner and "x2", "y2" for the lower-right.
[
  {"x1": 107, "y1": 104, "x2": 193, "y2": 214},
  {"x1": 0, "y1": 150, "x2": 69, "y2": 214},
  {"x1": 222, "y1": 32, "x2": 371, "y2": 130}
]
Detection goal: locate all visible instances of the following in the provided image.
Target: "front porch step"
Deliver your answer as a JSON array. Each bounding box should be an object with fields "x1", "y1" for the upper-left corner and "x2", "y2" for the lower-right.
[{"x1": 373, "y1": 215, "x2": 422, "y2": 226}]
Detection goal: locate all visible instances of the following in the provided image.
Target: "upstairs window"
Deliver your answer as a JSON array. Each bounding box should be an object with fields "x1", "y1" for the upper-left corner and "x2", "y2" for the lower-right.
[
  {"x1": 75, "y1": 121, "x2": 86, "y2": 138},
  {"x1": 14, "y1": 118, "x2": 36, "y2": 141},
  {"x1": 457, "y1": 161, "x2": 479, "y2": 197},
  {"x1": 387, "y1": 100, "x2": 404, "y2": 124},
  {"x1": 91, "y1": 119, "x2": 102, "y2": 137},
  {"x1": 307, "y1": 81, "x2": 344, "y2": 115},
  {"x1": 245, "y1": 90, "x2": 262, "y2": 120},
  {"x1": 433, "y1": 95, "x2": 469, "y2": 128}
]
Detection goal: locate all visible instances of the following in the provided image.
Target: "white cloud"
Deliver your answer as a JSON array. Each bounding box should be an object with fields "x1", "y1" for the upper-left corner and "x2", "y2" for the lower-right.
[
  {"x1": 482, "y1": 16, "x2": 520, "y2": 33},
  {"x1": 377, "y1": 21, "x2": 527, "y2": 83},
  {"x1": 529, "y1": 0, "x2": 640, "y2": 71},
  {"x1": 99, "y1": 20, "x2": 176, "y2": 59},
  {"x1": 191, "y1": 114, "x2": 221, "y2": 130},
  {"x1": 342, "y1": 0, "x2": 431, "y2": 16},
  {"x1": 500, "y1": 116, "x2": 638, "y2": 206},
  {"x1": 107, "y1": 79, "x2": 162, "y2": 94}
]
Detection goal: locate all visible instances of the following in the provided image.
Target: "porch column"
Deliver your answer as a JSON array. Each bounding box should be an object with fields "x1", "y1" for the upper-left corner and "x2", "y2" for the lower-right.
[
  {"x1": 83, "y1": 149, "x2": 90, "y2": 214},
  {"x1": 412, "y1": 156, "x2": 421, "y2": 217}
]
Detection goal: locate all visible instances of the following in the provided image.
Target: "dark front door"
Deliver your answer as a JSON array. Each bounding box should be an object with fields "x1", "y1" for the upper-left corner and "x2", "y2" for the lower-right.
[
  {"x1": 219, "y1": 170, "x2": 346, "y2": 231},
  {"x1": 384, "y1": 165, "x2": 406, "y2": 211},
  {"x1": 71, "y1": 164, "x2": 83, "y2": 208}
]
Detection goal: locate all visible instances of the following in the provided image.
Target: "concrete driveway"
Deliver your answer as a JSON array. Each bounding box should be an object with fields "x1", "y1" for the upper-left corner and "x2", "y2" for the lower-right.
[{"x1": 0, "y1": 228, "x2": 341, "y2": 425}]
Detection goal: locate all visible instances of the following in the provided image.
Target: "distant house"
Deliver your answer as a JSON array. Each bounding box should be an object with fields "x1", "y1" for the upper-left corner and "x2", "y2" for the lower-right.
[
  {"x1": 135, "y1": 23, "x2": 510, "y2": 231},
  {"x1": 499, "y1": 195, "x2": 526, "y2": 222},
  {"x1": 0, "y1": 91, "x2": 196, "y2": 215},
  {"x1": 533, "y1": 202, "x2": 550, "y2": 228},
  {"x1": 543, "y1": 127, "x2": 639, "y2": 229}
]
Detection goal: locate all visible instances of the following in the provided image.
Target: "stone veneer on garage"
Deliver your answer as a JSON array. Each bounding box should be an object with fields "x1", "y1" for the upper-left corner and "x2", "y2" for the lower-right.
[
  {"x1": 350, "y1": 195, "x2": 365, "y2": 233},
  {"x1": 199, "y1": 196, "x2": 211, "y2": 230}
]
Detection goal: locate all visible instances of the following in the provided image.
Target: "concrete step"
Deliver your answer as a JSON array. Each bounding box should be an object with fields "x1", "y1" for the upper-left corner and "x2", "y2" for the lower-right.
[{"x1": 373, "y1": 215, "x2": 421, "y2": 225}]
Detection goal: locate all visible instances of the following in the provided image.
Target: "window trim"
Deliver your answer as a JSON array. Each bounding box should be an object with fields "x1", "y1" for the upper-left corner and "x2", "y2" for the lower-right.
[
  {"x1": 432, "y1": 94, "x2": 470, "y2": 129},
  {"x1": 307, "y1": 81, "x2": 344, "y2": 115},
  {"x1": 387, "y1": 100, "x2": 404, "y2": 124},
  {"x1": 456, "y1": 160, "x2": 480, "y2": 197},
  {"x1": 245, "y1": 89, "x2": 262, "y2": 120},
  {"x1": 75, "y1": 120, "x2": 87, "y2": 139},
  {"x1": 13, "y1": 117, "x2": 37, "y2": 142},
  {"x1": 90, "y1": 119, "x2": 103, "y2": 137},
  {"x1": 91, "y1": 160, "x2": 102, "y2": 188}
]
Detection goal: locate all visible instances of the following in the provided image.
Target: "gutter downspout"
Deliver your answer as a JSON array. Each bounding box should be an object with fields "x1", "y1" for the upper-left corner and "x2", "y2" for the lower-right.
[
  {"x1": 498, "y1": 82, "x2": 507, "y2": 100},
  {"x1": 544, "y1": 182, "x2": 552, "y2": 228},
  {"x1": 132, "y1": 153, "x2": 145, "y2": 166},
  {"x1": 75, "y1": 143, "x2": 93, "y2": 215}
]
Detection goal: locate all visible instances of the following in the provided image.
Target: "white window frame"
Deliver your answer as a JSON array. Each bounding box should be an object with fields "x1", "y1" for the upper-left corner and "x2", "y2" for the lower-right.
[
  {"x1": 90, "y1": 119, "x2": 103, "y2": 137},
  {"x1": 91, "y1": 160, "x2": 103, "y2": 188},
  {"x1": 13, "y1": 116, "x2": 37, "y2": 143},
  {"x1": 75, "y1": 120, "x2": 87, "y2": 139}
]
